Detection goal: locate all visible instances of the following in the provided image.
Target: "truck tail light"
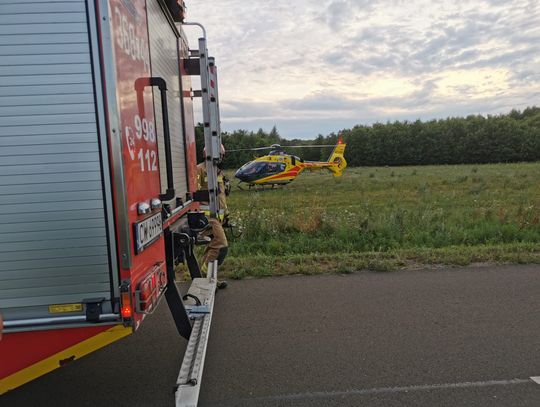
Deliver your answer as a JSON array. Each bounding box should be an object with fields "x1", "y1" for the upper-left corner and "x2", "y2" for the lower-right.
[
  {"x1": 121, "y1": 291, "x2": 132, "y2": 319},
  {"x1": 138, "y1": 278, "x2": 153, "y2": 311},
  {"x1": 135, "y1": 263, "x2": 166, "y2": 314}
]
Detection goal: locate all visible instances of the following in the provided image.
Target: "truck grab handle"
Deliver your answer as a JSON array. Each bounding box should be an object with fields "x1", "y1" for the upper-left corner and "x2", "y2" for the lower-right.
[{"x1": 134, "y1": 77, "x2": 176, "y2": 201}]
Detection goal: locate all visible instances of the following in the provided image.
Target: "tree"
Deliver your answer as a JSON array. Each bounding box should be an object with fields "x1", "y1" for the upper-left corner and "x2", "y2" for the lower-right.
[{"x1": 198, "y1": 106, "x2": 540, "y2": 169}]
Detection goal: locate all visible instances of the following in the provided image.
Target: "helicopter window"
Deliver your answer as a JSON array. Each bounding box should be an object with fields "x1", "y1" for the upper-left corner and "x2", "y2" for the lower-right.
[
  {"x1": 266, "y1": 163, "x2": 283, "y2": 173},
  {"x1": 242, "y1": 161, "x2": 269, "y2": 175},
  {"x1": 239, "y1": 161, "x2": 252, "y2": 170}
]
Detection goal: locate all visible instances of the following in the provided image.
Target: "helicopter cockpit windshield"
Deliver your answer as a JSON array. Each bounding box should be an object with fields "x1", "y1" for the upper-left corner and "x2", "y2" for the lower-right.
[{"x1": 235, "y1": 161, "x2": 286, "y2": 182}]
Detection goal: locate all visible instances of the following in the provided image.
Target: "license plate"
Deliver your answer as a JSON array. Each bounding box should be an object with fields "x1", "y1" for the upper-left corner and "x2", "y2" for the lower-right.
[{"x1": 134, "y1": 213, "x2": 163, "y2": 254}]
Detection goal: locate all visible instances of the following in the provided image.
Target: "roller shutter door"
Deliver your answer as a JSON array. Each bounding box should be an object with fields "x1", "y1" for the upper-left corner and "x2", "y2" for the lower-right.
[{"x1": 0, "y1": 0, "x2": 113, "y2": 318}]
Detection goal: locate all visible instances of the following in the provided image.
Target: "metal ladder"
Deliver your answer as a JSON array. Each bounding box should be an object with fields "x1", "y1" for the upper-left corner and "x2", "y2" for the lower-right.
[
  {"x1": 174, "y1": 261, "x2": 218, "y2": 407},
  {"x1": 173, "y1": 24, "x2": 222, "y2": 407},
  {"x1": 183, "y1": 29, "x2": 222, "y2": 219}
]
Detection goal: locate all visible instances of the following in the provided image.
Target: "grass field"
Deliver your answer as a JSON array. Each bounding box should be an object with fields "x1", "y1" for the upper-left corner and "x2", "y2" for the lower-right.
[{"x1": 218, "y1": 162, "x2": 540, "y2": 278}]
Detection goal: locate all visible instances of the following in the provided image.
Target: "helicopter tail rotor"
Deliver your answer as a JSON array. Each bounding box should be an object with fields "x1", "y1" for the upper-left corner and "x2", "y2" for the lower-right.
[{"x1": 327, "y1": 138, "x2": 347, "y2": 177}]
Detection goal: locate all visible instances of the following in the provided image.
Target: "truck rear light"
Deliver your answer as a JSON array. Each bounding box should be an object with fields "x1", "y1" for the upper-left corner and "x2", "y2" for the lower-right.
[
  {"x1": 139, "y1": 279, "x2": 153, "y2": 310},
  {"x1": 135, "y1": 263, "x2": 166, "y2": 314},
  {"x1": 121, "y1": 291, "x2": 132, "y2": 319},
  {"x1": 121, "y1": 306, "x2": 132, "y2": 318}
]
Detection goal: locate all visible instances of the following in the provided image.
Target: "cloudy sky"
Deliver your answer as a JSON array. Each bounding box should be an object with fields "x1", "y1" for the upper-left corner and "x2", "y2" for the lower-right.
[{"x1": 185, "y1": 0, "x2": 540, "y2": 139}]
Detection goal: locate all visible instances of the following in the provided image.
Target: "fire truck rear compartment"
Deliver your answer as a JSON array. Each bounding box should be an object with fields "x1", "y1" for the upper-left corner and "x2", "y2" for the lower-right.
[
  {"x1": 0, "y1": 0, "x2": 117, "y2": 329},
  {"x1": 147, "y1": 0, "x2": 188, "y2": 199}
]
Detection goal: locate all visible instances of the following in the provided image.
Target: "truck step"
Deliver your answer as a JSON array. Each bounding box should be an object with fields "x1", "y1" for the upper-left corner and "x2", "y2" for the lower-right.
[
  {"x1": 183, "y1": 278, "x2": 215, "y2": 316},
  {"x1": 175, "y1": 261, "x2": 218, "y2": 407}
]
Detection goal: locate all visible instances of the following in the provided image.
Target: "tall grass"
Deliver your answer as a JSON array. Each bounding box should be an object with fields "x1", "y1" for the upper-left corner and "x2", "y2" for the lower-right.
[{"x1": 220, "y1": 163, "x2": 540, "y2": 277}]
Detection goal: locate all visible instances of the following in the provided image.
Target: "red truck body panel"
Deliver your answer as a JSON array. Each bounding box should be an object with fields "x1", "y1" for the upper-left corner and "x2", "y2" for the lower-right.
[{"x1": 0, "y1": 0, "x2": 200, "y2": 393}]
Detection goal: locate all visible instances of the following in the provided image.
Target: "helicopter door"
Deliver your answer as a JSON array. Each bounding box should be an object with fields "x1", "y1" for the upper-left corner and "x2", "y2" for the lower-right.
[{"x1": 291, "y1": 156, "x2": 296, "y2": 165}]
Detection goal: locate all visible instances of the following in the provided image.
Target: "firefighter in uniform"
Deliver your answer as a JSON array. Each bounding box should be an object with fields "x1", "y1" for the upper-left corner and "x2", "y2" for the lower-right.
[{"x1": 197, "y1": 144, "x2": 228, "y2": 288}]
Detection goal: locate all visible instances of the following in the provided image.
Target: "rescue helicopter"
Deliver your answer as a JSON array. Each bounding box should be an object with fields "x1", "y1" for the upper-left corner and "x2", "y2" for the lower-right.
[{"x1": 230, "y1": 139, "x2": 347, "y2": 189}]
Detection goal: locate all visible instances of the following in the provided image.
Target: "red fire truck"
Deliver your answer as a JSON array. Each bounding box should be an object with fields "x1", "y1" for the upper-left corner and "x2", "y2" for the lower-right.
[{"x1": 0, "y1": 1, "x2": 223, "y2": 404}]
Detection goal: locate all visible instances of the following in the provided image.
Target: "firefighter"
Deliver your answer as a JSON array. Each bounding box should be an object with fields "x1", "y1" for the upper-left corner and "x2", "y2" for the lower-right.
[
  {"x1": 197, "y1": 144, "x2": 228, "y2": 289},
  {"x1": 197, "y1": 144, "x2": 229, "y2": 221}
]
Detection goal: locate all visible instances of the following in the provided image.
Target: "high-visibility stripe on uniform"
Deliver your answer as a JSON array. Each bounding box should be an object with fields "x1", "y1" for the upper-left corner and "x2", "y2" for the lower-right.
[
  {"x1": 0, "y1": 325, "x2": 131, "y2": 394},
  {"x1": 200, "y1": 205, "x2": 225, "y2": 221}
]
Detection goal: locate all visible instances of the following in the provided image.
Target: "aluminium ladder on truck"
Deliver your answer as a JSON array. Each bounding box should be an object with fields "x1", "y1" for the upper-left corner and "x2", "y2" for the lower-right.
[
  {"x1": 175, "y1": 260, "x2": 218, "y2": 406},
  {"x1": 183, "y1": 27, "x2": 223, "y2": 219},
  {"x1": 175, "y1": 23, "x2": 224, "y2": 407}
]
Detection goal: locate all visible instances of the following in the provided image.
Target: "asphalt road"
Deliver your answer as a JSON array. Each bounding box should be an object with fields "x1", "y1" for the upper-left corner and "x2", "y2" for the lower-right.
[{"x1": 2, "y1": 264, "x2": 540, "y2": 406}]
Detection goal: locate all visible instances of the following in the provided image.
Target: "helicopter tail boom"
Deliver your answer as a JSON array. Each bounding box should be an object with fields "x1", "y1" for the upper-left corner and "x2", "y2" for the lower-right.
[{"x1": 303, "y1": 141, "x2": 347, "y2": 176}]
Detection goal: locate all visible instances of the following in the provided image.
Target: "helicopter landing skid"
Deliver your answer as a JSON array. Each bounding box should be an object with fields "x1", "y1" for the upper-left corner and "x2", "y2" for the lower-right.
[
  {"x1": 253, "y1": 183, "x2": 286, "y2": 191},
  {"x1": 237, "y1": 181, "x2": 289, "y2": 191}
]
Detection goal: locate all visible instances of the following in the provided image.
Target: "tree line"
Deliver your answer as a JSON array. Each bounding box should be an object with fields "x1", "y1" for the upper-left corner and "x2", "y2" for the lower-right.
[{"x1": 194, "y1": 106, "x2": 540, "y2": 168}]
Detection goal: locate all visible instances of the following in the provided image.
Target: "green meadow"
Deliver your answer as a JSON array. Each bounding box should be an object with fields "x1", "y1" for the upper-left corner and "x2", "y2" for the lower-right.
[{"x1": 219, "y1": 162, "x2": 540, "y2": 278}]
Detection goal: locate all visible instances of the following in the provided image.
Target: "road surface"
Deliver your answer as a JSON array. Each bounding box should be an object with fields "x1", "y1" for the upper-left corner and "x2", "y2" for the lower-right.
[{"x1": 3, "y1": 264, "x2": 540, "y2": 406}]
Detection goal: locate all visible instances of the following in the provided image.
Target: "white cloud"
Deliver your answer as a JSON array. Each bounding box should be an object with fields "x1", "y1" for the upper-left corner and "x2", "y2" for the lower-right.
[{"x1": 185, "y1": 0, "x2": 540, "y2": 138}]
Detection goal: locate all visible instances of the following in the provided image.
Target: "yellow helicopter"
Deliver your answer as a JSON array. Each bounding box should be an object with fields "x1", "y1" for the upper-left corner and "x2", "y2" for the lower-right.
[{"x1": 231, "y1": 139, "x2": 347, "y2": 189}]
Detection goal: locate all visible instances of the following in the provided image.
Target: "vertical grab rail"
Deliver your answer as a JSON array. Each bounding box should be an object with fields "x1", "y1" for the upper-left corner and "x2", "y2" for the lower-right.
[{"x1": 134, "y1": 77, "x2": 176, "y2": 201}]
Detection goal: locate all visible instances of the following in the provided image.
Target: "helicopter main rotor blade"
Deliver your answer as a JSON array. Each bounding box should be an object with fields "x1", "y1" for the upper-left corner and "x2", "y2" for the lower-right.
[
  {"x1": 227, "y1": 144, "x2": 338, "y2": 153},
  {"x1": 282, "y1": 144, "x2": 336, "y2": 148},
  {"x1": 226, "y1": 146, "x2": 274, "y2": 152}
]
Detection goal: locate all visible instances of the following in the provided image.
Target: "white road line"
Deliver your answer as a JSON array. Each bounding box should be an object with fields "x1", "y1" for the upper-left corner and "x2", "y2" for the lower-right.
[
  {"x1": 531, "y1": 376, "x2": 540, "y2": 385},
  {"x1": 214, "y1": 378, "x2": 535, "y2": 405}
]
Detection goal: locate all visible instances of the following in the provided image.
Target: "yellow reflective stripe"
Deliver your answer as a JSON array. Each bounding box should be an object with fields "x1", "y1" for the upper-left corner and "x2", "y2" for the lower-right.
[
  {"x1": 201, "y1": 207, "x2": 225, "y2": 221},
  {"x1": 0, "y1": 325, "x2": 131, "y2": 395}
]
